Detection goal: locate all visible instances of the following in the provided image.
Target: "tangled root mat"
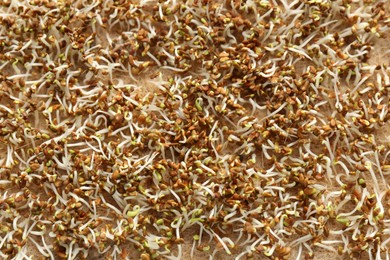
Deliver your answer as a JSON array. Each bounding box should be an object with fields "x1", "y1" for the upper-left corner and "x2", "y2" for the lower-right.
[{"x1": 0, "y1": 0, "x2": 389, "y2": 259}]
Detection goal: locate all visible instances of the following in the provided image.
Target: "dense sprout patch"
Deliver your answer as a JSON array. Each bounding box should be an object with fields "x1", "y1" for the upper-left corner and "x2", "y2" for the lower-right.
[{"x1": 0, "y1": 0, "x2": 389, "y2": 259}]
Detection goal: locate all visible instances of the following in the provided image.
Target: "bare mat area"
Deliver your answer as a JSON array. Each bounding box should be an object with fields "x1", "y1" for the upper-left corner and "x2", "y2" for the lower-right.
[{"x1": 0, "y1": 0, "x2": 389, "y2": 259}]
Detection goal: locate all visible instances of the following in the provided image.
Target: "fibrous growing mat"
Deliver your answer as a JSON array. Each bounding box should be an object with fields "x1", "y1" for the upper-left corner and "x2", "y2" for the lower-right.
[{"x1": 0, "y1": 0, "x2": 389, "y2": 259}]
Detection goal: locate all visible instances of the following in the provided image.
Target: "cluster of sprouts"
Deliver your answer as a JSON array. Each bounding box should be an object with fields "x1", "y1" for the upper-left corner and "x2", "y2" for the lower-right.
[{"x1": 0, "y1": 0, "x2": 389, "y2": 259}]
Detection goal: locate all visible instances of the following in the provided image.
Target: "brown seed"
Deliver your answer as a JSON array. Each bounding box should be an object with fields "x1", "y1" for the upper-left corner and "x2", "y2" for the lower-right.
[
  {"x1": 30, "y1": 162, "x2": 40, "y2": 171},
  {"x1": 304, "y1": 187, "x2": 317, "y2": 195},
  {"x1": 140, "y1": 253, "x2": 150, "y2": 260},
  {"x1": 113, "y1": 113, "x2": 124, "y2": 125}
]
